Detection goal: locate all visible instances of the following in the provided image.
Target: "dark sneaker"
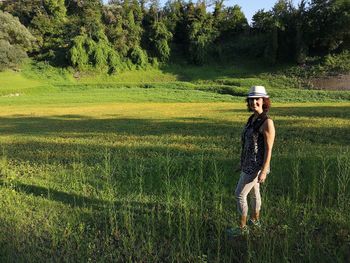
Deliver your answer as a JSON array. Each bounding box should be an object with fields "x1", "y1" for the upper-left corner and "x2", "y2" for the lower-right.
[
  {"x1": 226, "y1": 225, "x2": 249, "y2": 237},
  {"x1": 247, "y1": 219, "x2": 262, "y2": 228}
]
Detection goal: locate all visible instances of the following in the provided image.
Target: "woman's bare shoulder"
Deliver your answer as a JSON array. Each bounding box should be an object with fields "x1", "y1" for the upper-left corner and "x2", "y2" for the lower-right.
[
  {"x1": 266, "y1": 118, "x2": 274, "y2": 126},
  {"x1": 264, "y1": 118, "x2": 275, "y2": 131},
  {"x1": 260, "y1": 118, "x2": 274, "y2": 133}
]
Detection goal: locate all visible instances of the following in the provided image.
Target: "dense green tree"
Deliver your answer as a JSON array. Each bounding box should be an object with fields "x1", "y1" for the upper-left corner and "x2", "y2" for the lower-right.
[
  {"x1": 251, "y1": 1, "x2": 297, "y2": 64},
  {"x1": 1, "y1": 0, "x2": 349, "y2": 69},
  {"x1": 1, "y1": 0, "x2": 42, "y2": 26},
  {"x1": 163, "y1": 0, "x2": 189, "y2": 60},
  {"x1": 129, "y1": 45, "x2": 148, "y2": 68},
  {"x1": 68, "y1": 0, "x2": 123, "y2": 72},
  {"x1": 142, "y1": 0, "x2": 172, "y2": 61},
  {"x1": 103, "y1": 0, "x2": 144, "y2": 66},
  {"x1": 271, "y1": 0, "x2": 296, "y2": 61},
  {"x1": 294, "y1": 0, "x2": 308, "y2": 63},
  {"x1": 213, "y1": 0, "x2": 225, "y2": 22},
  {"x1": 252, "y1": 9, "x2": 274, "y2": 32},
  {"x1": 103, "y1": 3, "x2": 129, "y2": 57},
  {"x1": 163, "y1": 0, "x2": 185, "y2": 34},
  {"x1": 217, "y1": 5, "x2": 248, "y2": 40},
  {"x1": 0, "y1": 10, "x2": 36, "y2": 70},
  {"x1": 185, "y1": 1, "x2": 217, "y2": 64},
  {"x1": 213, "y1": 4, "x2": 248, "y2": 60},
  {"x1": 251, "y1": 0, "x2": 350, "y2": 63},
  {"x1": 69, "y1": 32, "x2": 122, "y2": 72},
  {"x1": 1, "y1": 0, "x2": 67, "y2": 62},
  {"x1": 126, "y1": 0, "x2": 143, "y2": 48},
  {"x1": 64, "y1": 0, "x2": 84, "y2": 13},
  {"x1": 148, "y1": 21, "x2": 173, "y2": 61},
  {"x1": 307, "y1": 0, "x2": 350, "y2": 54},
  {"x1": 70, "y1": 0, "x2": 105, "y2": 40}
]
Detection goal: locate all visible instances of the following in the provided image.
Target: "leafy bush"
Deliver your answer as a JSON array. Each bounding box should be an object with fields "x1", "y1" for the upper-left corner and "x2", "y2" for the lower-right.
[
  {"x1": 129, "y1": 46, "x2": 148, "y2": 69},
  {"x1": 0, "y1": 11, "x2": 36, "y2": 70},
  {"x1": 93, "y1": 42, "x2": 108, "y2": 69},
  {"x1": 107, "y1": 48, "x2": 123, "y2": 74},
  {"x1": 0, "y1": 40, "x2": 28, "y2": 70},
  {"x1": 150, "y1": 21, "x2": 172, "y2": 62},
  {"x1": 285, "y1": 51, "x2": 350, "y2": 81},
  {"x1": 323, "y1": 51, "x2": 350, "y2": 75},
  {"x1": 21, "y1": 60, "x2": 74, "y2": 82},
  {"x1": 69, "y1": 33, "x2": 123, "y2": 73},
  {"x1": 69, "y1": 35, "x2": 90, "y2": 70}
]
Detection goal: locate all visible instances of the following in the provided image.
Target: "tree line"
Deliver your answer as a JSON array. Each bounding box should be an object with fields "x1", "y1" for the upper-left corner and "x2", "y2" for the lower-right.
[{"x1": 0, "y1": 0, "x2": 349, "y2": 72}]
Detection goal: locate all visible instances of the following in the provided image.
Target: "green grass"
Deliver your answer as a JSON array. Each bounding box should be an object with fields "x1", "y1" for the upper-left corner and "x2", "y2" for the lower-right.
[
  {"x1": 0, "y1": 100, "x2": 349, "y2": 262},
  {"x1": 0, "y1": 61, "x2": 349, "y2": 261},
  {"x1": 0, "y1": 70, "x2": 42, "y2": 95},
  {"x1": 1, "y1": 60, "x2": 349, "y2": 104}
]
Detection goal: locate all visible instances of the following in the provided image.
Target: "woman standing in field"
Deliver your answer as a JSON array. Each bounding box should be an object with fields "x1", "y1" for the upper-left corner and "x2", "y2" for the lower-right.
[{"x1": 228, "y1": 86, "x2": 275, "y2": 236}]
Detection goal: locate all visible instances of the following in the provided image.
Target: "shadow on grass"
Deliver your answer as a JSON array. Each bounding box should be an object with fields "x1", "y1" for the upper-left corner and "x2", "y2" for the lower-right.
[
  {"x1": 0, "y1": 177, "x2": 249, "y2": 262},
  {"x1": 0, "y1": 115, "x2": 243, "y2": 165},
  {"x1": 0, "y1": 180, "x2": 180, "y2": 215},
  {"x1": 0, "y1": 109, "x2": 347, "y2": 166},
  {"x1": 272, "y1": 105, "x2": 350, "y2": 119},
  {"x1": 275, "y1": 119, "x2": 350, "y2": 145},
  {"x1": 217, "y1": 105, "x2": 350, "y2": 119},
  {"x1": 215, "y1": 105, "x2": 350, "y2": 145},
  {"x1": 0, "y1": 108, "x2": 348, "y2": 261},
  {"x1": 0, "y1": 115, "x2": 238, "y2": 137},
  {"x1": 0, "y1": 180, "x2": 105, "y2": 209}
]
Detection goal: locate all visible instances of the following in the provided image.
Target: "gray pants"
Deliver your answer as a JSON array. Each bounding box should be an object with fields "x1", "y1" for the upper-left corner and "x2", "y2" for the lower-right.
[{"x1": 234, "y1": 171, "x2": 261, "y2": 217}]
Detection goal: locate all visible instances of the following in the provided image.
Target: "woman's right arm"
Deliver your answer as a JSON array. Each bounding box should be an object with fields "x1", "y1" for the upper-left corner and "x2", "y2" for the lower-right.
[{"x1": 258, "y1": 119, "x2": 275, "y2": 183}]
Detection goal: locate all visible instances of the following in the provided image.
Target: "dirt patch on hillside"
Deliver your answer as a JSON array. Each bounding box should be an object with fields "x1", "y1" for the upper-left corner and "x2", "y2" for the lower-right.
[{"x1": 310, "y1": 74, "x2": 350, "y2": 90}]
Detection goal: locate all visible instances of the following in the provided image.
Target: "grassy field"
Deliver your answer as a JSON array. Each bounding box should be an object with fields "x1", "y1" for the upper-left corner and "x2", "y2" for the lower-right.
[{"x1": 0, "y1": 63, "x2": 349, "y2": 262}]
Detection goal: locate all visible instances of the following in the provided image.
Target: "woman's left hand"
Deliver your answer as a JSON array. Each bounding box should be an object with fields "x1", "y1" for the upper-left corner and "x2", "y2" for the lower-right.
[{"x1": 258, "y1": 171, "x2": 267, "y2": 183}]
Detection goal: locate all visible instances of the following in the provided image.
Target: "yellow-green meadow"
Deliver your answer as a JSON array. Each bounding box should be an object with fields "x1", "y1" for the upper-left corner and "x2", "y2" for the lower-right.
[
  {"x1": 1, "y1": 99, "x2": 349, "y2": 261},
  {"x1": 1, "y1": 0, "x2": 350, "y2": 259},
  {"x1": 0, "y1": 66, "x2": 349, "y2": 261}
]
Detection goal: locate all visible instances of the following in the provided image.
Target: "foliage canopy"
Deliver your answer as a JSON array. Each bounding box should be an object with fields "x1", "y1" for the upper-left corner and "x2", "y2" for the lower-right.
[
  {"x1": 0, "y1": 0, "x2": 349, "y2": 72},
  {"x1": 0, "y1": 10, "x2": 36, "y2": 70}
]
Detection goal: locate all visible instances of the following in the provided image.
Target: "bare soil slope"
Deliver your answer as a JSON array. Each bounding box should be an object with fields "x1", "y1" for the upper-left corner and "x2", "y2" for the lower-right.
[{"x1": 310, "y1": 74, "x2": 350, "y2": 90}]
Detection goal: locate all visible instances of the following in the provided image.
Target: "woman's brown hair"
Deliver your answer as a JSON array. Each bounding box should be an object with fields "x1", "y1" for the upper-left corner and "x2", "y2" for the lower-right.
[{"x1": 246, "y1": 97, "x2": 271, "y2": 112}]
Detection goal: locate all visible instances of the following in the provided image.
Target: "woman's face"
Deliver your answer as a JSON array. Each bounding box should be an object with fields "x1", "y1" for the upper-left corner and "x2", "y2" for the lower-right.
[{"x1": 248, "y1": 97, "x2": 264, "y2": 113}]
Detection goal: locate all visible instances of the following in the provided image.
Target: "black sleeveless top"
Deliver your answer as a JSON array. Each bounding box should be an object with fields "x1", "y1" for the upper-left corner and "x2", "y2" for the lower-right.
[{"x1": 240, "y1": 113, "x2": 269, "y2": 176}]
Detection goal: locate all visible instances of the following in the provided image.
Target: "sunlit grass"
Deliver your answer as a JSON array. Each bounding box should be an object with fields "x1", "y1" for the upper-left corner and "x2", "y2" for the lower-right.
[
  {"x1": 1, "y1": 61, "x2": 350, "y2": 104},
  {"x1": 0, "y1": 99, "x2": 349, "y2": 261},
  {"x1": 0, "y1": 61, "x2": 349, "y2": 261},
  {"x1": 0, "y1": 70, "x2": 42, "y2": 95},
  {"x1": 78, "y1": 68, "x2": 178, "y2": 83}
]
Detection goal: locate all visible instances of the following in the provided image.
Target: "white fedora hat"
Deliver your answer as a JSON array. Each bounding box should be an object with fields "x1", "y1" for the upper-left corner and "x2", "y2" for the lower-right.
[{"x1": 247, "y1": 86, "x2": 269, "y2": 98}]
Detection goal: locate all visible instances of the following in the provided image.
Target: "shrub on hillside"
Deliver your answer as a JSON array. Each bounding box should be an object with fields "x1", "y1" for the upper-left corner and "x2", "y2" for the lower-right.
[
  {"x1": 129, "y1": 46, "x2": 148, "y2": 69},
  {"x1": 149, "y1": 21, "x2": 172, "y2": 62},
  {"x1": 286, "y1": 51, "x2": 350, "y2": 80},
  {"x1": 69, "y1": 33, "x2": 123, "y2": 73},
  {"x1": 0, "y1": 40, "x2": 27, "y2": 70},
  {"x1": 322, "y1": 51, "x2": 350, "y2": 75},
  {"x1": 107, "y1": 49, "x2": 123, "y2": 73},
  {"x1": 0, "y1": 11, "x2": 36, "y2": 70},
  {"x1": 69, "y1": 35, "x2": 90, "y2": 70}
]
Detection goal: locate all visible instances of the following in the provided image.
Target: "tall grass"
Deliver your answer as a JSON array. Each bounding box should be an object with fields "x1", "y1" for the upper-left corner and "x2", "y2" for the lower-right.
[
  {"x1": 0, "y1": 62, "x2": 349, "y2": 261},
  {"x1": 0, "y1": 101, "x2": 349, "y2": 262},
  {"x1": 336, "y1": 148, "x2": 350, "y2": 210},
  {"x1": 0, "y1": 150, "x2": 349, "y2": 261}
]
